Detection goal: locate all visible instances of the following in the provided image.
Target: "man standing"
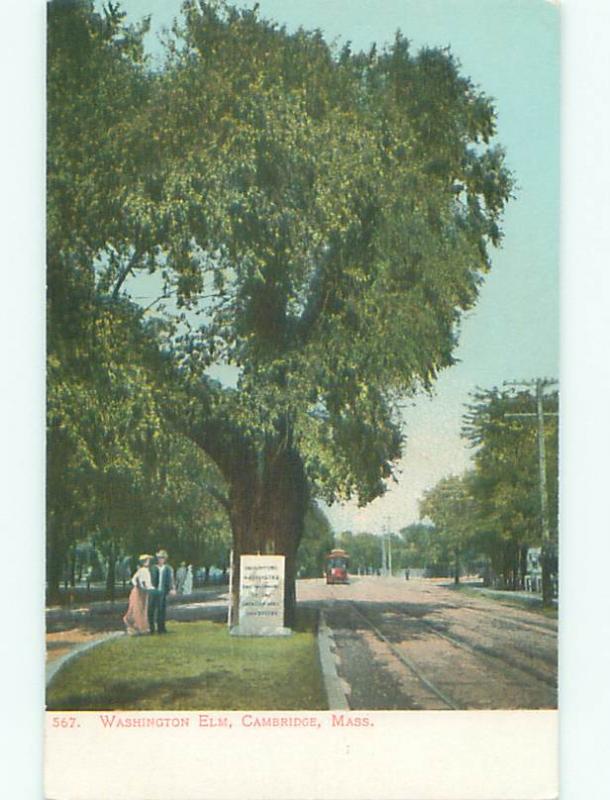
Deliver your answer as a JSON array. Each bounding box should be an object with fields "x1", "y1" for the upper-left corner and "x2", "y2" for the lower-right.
[{"x1": 148, "y1": 549, "x2": 176, "y2": 634}]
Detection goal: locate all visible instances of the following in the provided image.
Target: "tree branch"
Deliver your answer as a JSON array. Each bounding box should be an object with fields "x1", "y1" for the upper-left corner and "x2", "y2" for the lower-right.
[
  {"x1": 111, "y1": 250, "x2": 141, "y2": 300},
  {"x1": 200, "y1": 481, "x2": 231, "y2": 512},
  {"x1": 294, "y1": 260, "x2": 334, "y2": 343}
]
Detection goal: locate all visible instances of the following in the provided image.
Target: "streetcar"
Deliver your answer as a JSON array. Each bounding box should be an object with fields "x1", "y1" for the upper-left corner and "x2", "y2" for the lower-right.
[{"x1": 325, "y1": 548, "x2": 350, "y2": 585}]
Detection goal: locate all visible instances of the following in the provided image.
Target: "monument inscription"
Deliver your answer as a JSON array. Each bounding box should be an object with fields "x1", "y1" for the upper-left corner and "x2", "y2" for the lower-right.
[{"x1": 232, "y1": 555, "x2": 291, "y2": 636}]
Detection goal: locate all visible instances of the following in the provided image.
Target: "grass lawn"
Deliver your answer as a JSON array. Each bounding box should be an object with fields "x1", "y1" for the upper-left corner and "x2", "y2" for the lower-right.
[{"x1": 46, "y1": 612, "x2": 326, "y2": 711}]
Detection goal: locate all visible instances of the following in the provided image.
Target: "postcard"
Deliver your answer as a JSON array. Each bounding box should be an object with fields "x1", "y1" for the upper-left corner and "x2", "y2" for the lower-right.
[{"x1": 42, "y1": 1, "x2": 563, "y2": 798}]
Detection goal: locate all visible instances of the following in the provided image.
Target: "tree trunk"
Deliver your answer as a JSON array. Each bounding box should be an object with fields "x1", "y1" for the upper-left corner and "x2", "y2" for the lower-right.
[
  {"x1": 518, "y1": 544, "x2": 528, "y2": 591},
  {"x1": 46, "y1": 520, "x2": 66, "y2": 604},
  {"x1": 69, "y1": 547, "x2": 77, "y2": 588},
  {"x1": 105, "y1": 539, "x2": 116, "y2": 601},
  {"x1": 541, "y1": 542, "x2": 555, "y2": 607},
  {"x1": 453, "y1": 548, "x2": 460, "y2": 584},
  {"x1": 227, "y1": 444, "x2": 308, "y2": 629},
  {"x1": 511, "y1": 542, "x2": 519, "y2": 590}
]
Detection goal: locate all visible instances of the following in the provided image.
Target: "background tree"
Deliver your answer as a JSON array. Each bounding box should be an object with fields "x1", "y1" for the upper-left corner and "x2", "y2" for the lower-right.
[
  {"x1": 334, "y1": 531, "x2": 383, "y2": 575},
  {"x1": 48, "y1": 0, "x2": 512, "y2": 621},
  {"x1": 463, "y1": 386, "x2": 559, "y2": 591},
  {"x1": 46, "y1": 278, "x2": 165, "y2": 598},
  {"x1": 419, "y1": 473, "x2": 478, "y2": 583},
  {"x1": 46, "y1": 272, "x2": 232, "y2": 598},
  {"x1": 139, "y1": 433, "x2": 232, "y2": 570},
  {"x1": 400, "y1": 522, "x2": 439, "y2": 574},
  {"x1": 46, "y1": 1, "x2": 233, "y2": 599},
  {"x1": 47, "y1": 0, "x2": 157, "y2": 599},
  {"x1": 295, "y1": 504, "x2": 334, "y2": 578}
]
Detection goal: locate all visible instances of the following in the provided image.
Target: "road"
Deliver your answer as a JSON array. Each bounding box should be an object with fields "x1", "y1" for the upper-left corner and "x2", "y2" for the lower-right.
[{"x1": 298, "y1": 576, "x2": 557, "y2": 710}]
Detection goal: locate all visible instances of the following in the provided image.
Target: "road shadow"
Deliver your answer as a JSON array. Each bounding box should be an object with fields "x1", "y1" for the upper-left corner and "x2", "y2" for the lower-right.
[{"x1": 319, "y1": 600, "x2": 449, "y2": 645}]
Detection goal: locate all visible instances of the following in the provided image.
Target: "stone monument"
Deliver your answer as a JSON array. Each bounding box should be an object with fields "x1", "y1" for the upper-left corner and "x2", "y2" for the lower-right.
[{"x1": 230, "y1": 554, "x2": 291, "y2": 636}]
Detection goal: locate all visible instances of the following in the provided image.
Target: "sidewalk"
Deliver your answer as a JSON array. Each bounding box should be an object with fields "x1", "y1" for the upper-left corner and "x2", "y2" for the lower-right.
[
  {"x1": 46, "y1": 631, "x2": 123, "y2": 687},
  {"x1": 46, "y1": 587, "x2": 229, "y2": 631},
  {"x1": 445, "y1": 582, "x2": 558, "y2": 609}
]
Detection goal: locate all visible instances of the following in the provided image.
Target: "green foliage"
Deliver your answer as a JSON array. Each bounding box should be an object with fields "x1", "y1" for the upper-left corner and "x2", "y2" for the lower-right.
[
  {"x1": 46, "y1": 2, "x2": 234, "y2": 591},
  {"x1": 134, "y1": 433, "x2": 232, "y2": 565},
  {"x1": 419, "y1": 473, "x2": 479, "y2": 578},
  {"x1": 334, "y1": 531, "x2": 383, "y2": 573},
  {"x1": 47, "y1": 0, "x2": 153, "y2": 267},
  {"x1": 47, "y1": 1, "x2": 513, "y2": 597},
  {"x1": 149, "y1": 2, "x2": 512, "y2": 503},
  {"x1": 462, "y1": 386, "x2": 558, "y2": 583},
  {"x1": 296, "y1": 504, "x2": 334, "y2": 577},
  {"x1": 400, "y1": 523, "x2": 439, "y2": 570},
  {"x1": 412, "y1": 385, "x2": 559, "y2": 586},
  {"x1": 46, "y1": 266, "x2": 230, "y2": 577},
  {"x1": 49, "y1": 0, "x2": 512, "y2": 500},
  {"x1": 46, "y1": 256, "x2": 167, "y2": 575}
]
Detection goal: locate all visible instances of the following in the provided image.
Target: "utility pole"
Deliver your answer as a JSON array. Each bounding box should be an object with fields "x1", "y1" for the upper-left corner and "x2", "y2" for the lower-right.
[
  {"x1": 381, "y1": 518, "x2": 392, "y2": 577},
  {"x1": 505, "y1": 378, "x2": 558, "y2": 607}
]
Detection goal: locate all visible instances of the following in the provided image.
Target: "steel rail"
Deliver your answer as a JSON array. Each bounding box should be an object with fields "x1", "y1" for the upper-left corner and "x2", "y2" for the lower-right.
[
  {"x1": 384, "y1": 603, "x2": 557, "y2": 689},
  {"x1": 347, "y1": 601, "x2": 459, "y2": 711},
  {"x1": 453, "y1": 603, "x2": 557, "y2": 636}
]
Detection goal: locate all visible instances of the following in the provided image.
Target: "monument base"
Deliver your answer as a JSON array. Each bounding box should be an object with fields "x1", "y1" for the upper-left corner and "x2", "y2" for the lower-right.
[{"x1": 230, "y1": 625, "x2": 292, "y2": 638}]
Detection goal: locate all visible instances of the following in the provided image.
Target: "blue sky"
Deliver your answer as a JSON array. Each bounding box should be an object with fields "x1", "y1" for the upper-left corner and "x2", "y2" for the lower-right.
[{"x1": 109, "y1": 0, "x2": 560, "y2": 532}]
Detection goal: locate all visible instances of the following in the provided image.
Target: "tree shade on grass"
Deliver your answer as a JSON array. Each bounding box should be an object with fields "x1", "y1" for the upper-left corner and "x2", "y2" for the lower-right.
[{"x1": 46, "y1": 614, "x2": 325, "y2": 711}]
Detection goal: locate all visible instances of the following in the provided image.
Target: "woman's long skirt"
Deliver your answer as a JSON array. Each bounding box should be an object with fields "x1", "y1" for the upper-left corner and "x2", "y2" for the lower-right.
[{"x1": 123, "y1": 587, "x2": 149, "y2": 635}]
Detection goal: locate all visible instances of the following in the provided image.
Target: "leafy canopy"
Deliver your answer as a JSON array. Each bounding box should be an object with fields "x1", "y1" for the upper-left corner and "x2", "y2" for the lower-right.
[
  {"x1": 419, "y1": 473, "x2": 478, "y2": 551},
  {"x1": 463, "y1": 386, "x2": 559, "y2": 546},
  {"x1": 48, "y1": 0, "x2": 513, "y2": 508},
  {"x1": 47, "y1": 1, "x2": 230, "y2": 571}
]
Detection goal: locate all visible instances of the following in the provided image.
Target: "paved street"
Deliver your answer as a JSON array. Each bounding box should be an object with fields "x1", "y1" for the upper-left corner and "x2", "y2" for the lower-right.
[{"x1": 298, "y1": 576, "x2": 557, "y2": 710}]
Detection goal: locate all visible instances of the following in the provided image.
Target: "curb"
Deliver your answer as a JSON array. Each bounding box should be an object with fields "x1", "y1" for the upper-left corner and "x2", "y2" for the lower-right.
[
  {"x1": 46, "y1": 632, "x2": 124, "y2": 688},
  {"x1": 317, "y1": 611, "x2": 350, "y2": 710}
]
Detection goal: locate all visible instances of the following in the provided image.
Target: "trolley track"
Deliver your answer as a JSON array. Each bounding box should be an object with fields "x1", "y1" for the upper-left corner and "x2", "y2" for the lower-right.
[
  {"x1": 346, "y1": 601, "x2": 459, "y2": 710},
  {"x1": 381, "y1": 601, "x2": 557, "y2": 678},
  {"x1": 439, "y1": 600, "x2": 557, "y2": 638},
  {"x1": 330, "y1": 599, "x2": 556, "y2": 709},
  {"x1": 411, "y1": 586, "x2": 557, "y2": 636},
  {"x1": 414, "y1": 614, "x2": 556, "y2": 688},
  {"x1": 306, "y1": 577, "x2": 558, "y2": 710}
]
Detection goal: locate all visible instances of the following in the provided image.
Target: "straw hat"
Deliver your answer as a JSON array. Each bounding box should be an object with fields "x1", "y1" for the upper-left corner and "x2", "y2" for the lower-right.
[{"x1": 156, "y1": 549, "x2": 169, "y2": 559}]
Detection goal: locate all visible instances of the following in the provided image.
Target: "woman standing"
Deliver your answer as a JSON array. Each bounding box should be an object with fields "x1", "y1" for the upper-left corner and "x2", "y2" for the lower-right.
[
  {"x1": 123, "y1": 555, "x2": 153, "y2": 635},
  {"x1": 175, "y1": 562, "x2": 187, "y2": 594}
]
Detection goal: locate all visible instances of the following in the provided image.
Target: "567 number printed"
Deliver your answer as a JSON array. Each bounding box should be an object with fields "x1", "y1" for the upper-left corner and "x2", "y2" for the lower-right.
[{"x1": 51, "y1": 716, "x2": 79, "y2": 728}]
